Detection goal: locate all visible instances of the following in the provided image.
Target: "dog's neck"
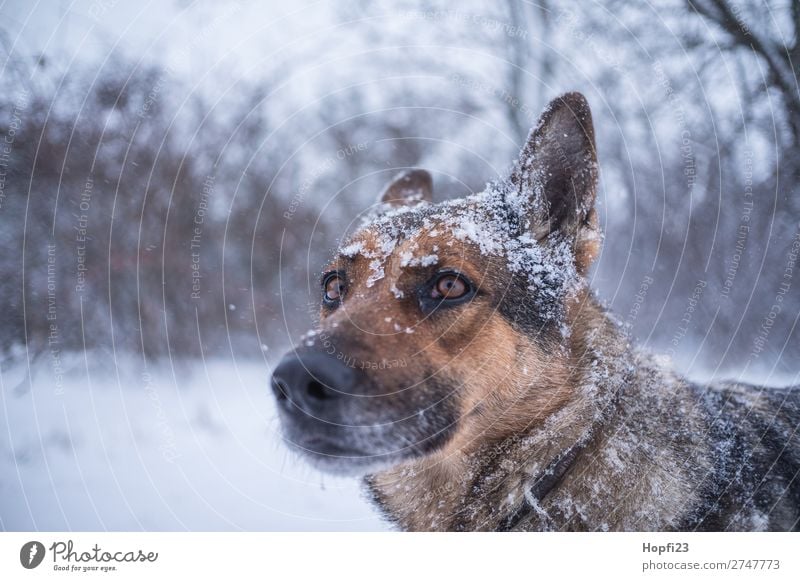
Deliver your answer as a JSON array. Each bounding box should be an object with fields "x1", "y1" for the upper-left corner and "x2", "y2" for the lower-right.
[{"x1": 365, "y1": 293, "x2": 635, "y2": 531}]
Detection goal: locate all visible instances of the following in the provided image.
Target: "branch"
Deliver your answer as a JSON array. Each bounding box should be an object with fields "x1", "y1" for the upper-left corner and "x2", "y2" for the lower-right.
[
  {"x1": 791, "y1": 0, "x2": 800, "y2": 62},
  {"x1": 505, "y1": 0, "x2": 532, "y2": 141},
  {"x1": 689, "y1": 0, "x2": 800, "y2": 134}
]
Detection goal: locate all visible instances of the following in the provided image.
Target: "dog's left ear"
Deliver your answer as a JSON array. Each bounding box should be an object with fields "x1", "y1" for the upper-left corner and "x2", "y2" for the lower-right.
[
  {"x1": 378, "y1": 169, "x2": 433, "y2": 207},
  {"x1": 508, "y1": 92, "x2": 600, "y2": 273}
]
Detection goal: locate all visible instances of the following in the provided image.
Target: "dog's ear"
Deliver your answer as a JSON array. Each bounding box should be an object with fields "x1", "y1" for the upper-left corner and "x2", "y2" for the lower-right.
[
  {"x1": 508, "y1": 92, "x2": 600, "y2": 273},
  {"x1": 378, "y1": 169, "x2": 433, "y2": 207}
]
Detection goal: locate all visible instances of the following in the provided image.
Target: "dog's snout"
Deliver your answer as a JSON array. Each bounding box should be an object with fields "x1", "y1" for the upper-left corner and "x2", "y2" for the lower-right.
[{"x1": 270, "y1": 351, "x2": 356, "y2": 415}]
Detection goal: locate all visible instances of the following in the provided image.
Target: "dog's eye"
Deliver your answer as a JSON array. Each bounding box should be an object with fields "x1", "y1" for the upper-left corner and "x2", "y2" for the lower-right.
[
  {"x1": 431, "y1": 273, "x2": 469, "y2": 300},
  {"x1": 322, "y1": 272, "x2": 345, "y2": 303},
  {"x1": 419, "y1": 271, "x2": 475, "y2": 313}
]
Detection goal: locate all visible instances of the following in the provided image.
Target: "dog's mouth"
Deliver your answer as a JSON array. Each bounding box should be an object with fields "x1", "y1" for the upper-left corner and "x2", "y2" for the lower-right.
[
  {"x1": 280, "y1": 414, "x2": 460, "y2": 477},
  {"x1": 284, "y1": 430, "x2": 408, "y2": 476},
  {"x1": 293, "y1": 435, "x2": 366, "y2": 458}
]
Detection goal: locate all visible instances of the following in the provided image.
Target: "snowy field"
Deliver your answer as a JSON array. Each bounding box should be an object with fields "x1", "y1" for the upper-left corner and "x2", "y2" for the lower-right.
[{"x1": 0, "y1": 352, "x2": 386, "y2": 531}]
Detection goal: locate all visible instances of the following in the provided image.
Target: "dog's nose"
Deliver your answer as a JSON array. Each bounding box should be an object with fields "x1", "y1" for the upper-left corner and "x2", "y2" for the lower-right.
[{"x1": 270, "y1": 350, "x2": 357, "y2": 415}]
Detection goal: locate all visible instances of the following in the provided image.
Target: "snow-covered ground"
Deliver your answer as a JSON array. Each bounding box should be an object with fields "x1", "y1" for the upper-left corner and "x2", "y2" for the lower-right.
[{"x1": 0, "y1": 352, "x2": 386, "y2": 531}]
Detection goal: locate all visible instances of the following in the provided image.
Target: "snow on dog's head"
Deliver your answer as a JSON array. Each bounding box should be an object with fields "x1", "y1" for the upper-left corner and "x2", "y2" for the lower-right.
[{"x1": 270, "y1": 93, "x2": 602, "y2": 476}]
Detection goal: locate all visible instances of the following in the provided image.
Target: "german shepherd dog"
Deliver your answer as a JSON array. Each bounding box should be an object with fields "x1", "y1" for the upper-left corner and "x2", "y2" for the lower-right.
[{"x1": 270, "y1": 93, "x2": 800, "y2": 531}]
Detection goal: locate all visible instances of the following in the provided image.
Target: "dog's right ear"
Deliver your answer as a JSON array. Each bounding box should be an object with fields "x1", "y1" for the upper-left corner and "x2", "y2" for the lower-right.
[
  {"x1": 378, "y1": 169, "x2": 433, "y2": 207},
  {"x1": 507, "y1": 92, "x2": 600, "y2": 273}
]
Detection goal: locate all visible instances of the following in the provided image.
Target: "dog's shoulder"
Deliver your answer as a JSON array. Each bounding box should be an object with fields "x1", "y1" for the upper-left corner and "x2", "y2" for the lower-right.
[
  {"x1": 684, "y1": 379, "x2": 800, "y2": 530},
  {"x1": 699, "y1": 379, "x2": 800, "y2": 424}
]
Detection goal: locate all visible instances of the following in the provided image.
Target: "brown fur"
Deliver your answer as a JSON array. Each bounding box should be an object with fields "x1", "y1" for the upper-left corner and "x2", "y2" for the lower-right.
[{"x1": 271, "y1": 93, "x2": 800, "y2": 531}]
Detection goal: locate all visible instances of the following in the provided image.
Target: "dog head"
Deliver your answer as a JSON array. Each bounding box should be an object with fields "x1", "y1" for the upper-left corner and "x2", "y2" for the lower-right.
[{"x1": 271, "y1": 92, "x2": 600, "y2": 475}]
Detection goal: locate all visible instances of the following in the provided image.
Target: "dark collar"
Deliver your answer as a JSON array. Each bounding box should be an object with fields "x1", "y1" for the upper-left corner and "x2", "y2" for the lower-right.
[
  {"x1": 528, "y1": 438, "x2": 587, "y2": 502},
  {"x1": 497, "y1": 436, "x2": 589, "y2": 531},
  {"x1": 498, "y1": 376, "x2": 628, "y2": 531}
]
